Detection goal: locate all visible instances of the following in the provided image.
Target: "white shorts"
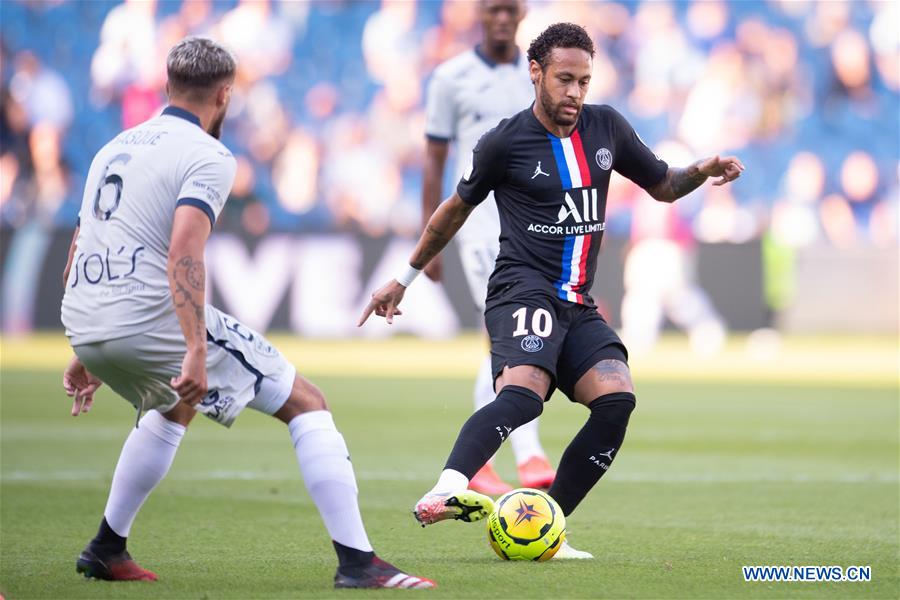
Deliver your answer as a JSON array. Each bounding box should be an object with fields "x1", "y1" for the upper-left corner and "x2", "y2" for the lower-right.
[
  {"x1": 73, "y1": 305, "x2": 296, "y2": 427},
  {"x1": 457, "y1": 195, "x2": 501, "y2": 312}
]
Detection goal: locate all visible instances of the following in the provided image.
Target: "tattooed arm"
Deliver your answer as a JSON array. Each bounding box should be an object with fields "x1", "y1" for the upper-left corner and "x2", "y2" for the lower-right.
[
  {"x1": 420, "y1": 139, "x2": 451, "y2": 281},
  {"x1": 358, "y1": 192, "x2": 474, "y2": 326},
  {"x1": 167, "y1": 206, "x2": 213, "y2": 405},
  {"x1": 647, "y1": 155, "x2": 745, "y2": 203},
  {"x1": 410, "y1": 192, "x2": 475, "y2": 270}
]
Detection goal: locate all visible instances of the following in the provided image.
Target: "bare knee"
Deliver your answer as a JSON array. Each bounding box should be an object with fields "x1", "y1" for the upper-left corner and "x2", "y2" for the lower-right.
[
  {"x1": 494, "y1": 364, "x2": 552, "y2": 400},
  {"x1": 573, "y1": 359, "x2": 634, "y2": 406},
  {"x1": 273, "y1": 374, "x2": 328, "y2": 424}
]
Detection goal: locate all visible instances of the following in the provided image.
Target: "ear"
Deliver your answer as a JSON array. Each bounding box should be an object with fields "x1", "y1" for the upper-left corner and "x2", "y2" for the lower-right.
[
  {"x1": 529, "y1": 59, "x2": 542, "y2": 85},
  {"x1": 216, "y1": 83, "x2": 232, "y2": 108}
]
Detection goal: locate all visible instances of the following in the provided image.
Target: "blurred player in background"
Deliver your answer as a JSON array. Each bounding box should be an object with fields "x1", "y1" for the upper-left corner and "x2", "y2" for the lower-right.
[
  {"x1": 361, "y1": 23, "x2": 743, "y2": 558},
  {"x1": 621, "y1": 195, "x2": 726, "y2": 357},
  {"x1": 422, "y1": 0, "x2": 555, "y2": 495},
  {"x1": 60, "y1": 37, "x2": 433, "y2": 590}
]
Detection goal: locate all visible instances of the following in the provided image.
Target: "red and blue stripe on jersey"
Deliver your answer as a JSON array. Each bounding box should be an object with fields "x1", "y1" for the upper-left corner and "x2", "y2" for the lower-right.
[{"x1": 547, "y1": 129, "x2": 593, "y2": 304}]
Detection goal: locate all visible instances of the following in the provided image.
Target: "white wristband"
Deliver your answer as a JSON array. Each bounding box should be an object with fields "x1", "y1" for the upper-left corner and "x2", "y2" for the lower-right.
[{"x1": 396, "y1": 264, "x2": 422, "y2": 288}]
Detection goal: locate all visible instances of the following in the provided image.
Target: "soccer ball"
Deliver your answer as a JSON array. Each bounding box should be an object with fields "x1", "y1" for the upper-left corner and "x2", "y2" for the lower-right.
[{"x1": 487, "y1": 488, "x2": 566, "y2": 561}]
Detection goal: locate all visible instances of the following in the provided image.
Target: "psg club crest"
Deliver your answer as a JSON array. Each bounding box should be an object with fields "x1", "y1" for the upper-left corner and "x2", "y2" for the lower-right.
[
  {"x1": 595, "y1": 148, "x2": 612, "y2": 170},
  {"x1": 521, "y1": 335, "x2": 544, "y2": 353}
]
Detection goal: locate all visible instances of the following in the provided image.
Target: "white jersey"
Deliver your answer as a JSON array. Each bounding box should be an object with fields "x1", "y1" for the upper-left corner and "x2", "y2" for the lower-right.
[
  {"x1": 62, "y1": 107, "x2": 237, "y2": 345},
  {"x1": 424, "y1": 47, "x2": 533, "y2": 307},
  {"x1": 425, "y1": 47, "x2": 533, "y2": 182}
]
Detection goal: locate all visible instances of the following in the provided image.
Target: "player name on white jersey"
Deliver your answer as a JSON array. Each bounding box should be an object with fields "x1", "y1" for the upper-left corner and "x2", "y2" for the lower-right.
[{"x1": 61, "y1": 107, "x2": 237, "y2": 345}]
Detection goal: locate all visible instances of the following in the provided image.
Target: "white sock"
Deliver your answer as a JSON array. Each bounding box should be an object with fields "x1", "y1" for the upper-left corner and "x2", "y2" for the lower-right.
[
  {"x1": 104, "y1": 410, "x2": 185, "y2": 536},
  {"x1": 473, "y1": 356, "x2": 495, "y2": 412},
  {"x1": 508, "y1": 416, "x2": 546, "y2": 465},
  {"x1": 288, "y1": 410, "x2": 373, "y2": 552},
  {"x1": 427, "y1": 469, "x2": 469, "y2": 496},
  {"x1": 473, "y1": 355, "x2": 500, "y2": 466}
]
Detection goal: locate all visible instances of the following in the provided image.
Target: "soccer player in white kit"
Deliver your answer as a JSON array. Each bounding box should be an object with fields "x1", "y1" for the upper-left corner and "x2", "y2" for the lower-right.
[
  {"x1": 60, "y1": 37, "x2": 434, "y2": 590},
  {"x1": 421, "y1": 0, "x2": 555, "y2": 495}
]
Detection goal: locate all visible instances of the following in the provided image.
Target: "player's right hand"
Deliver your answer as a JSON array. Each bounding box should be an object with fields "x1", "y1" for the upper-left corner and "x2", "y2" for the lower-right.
[
  {"x1": 358, "y1": 280, "x2": 406, "y2": 326},
  {"x1": 424, "y1": 255, "x2": 443, "y2": 282},
  {"x1": 171, "y1": 348, "x2": 207, "y2": 406},
  {"x1": 63, "y1": 355, "x2": 103, "y2": 417}
]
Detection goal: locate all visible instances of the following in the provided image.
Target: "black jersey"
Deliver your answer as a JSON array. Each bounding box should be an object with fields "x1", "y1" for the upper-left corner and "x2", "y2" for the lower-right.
[{"x1": 457, "y1": 104, "x2": 668, "y2": 306}]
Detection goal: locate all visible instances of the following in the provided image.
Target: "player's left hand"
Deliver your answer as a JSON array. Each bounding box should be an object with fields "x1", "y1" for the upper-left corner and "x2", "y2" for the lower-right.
[
  {"x1": 358, "y1": 280, "x2": 406, "y2": 326},
  {"x1": 697, "y1": 155, "x2": 745, "y2": 186},
  {"x1": 63, "y1": 355, "x2": 103, "y2": 417},
  {"x1": 171, "y1": 348, "x2": 208, "y2": 407}
]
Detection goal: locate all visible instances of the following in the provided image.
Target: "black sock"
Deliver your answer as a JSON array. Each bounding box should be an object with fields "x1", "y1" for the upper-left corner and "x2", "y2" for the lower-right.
[
  {"x1": 444, "y1": 385, "x2": 544, "y2": 478},
  {"x1": 88, "y1": 517, "x2": 127, "y2": 556},
  {"x1": 548, "y1": 392, "x2": 635, "y2": 516},
  {"x1": 333, "y1": 541, "x2": 375, "y2": 575}
]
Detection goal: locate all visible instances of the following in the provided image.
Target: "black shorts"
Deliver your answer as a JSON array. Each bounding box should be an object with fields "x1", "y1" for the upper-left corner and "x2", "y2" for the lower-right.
[{"x1": 485, "y1": 285, "x2": 628, "y2": 401}]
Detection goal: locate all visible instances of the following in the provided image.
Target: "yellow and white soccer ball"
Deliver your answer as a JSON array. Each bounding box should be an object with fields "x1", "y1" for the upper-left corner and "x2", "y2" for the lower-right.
[{"x1": 487, "y1": 488, "x2": 566, "y2": 561}]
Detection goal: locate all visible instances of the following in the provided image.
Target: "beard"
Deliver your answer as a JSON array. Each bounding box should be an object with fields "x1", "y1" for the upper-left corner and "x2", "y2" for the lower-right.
[
  {"x1": 209, "y1": 110, "x2": 226, "y2": 140},
  {"x1": 538, "y1": 80, "x2": 580, "y2": 128}
]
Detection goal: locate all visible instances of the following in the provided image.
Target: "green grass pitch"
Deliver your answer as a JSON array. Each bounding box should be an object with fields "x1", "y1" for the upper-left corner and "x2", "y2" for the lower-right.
[{"x1": 1, "y1": 336, "x2": 897, "y2": 598}]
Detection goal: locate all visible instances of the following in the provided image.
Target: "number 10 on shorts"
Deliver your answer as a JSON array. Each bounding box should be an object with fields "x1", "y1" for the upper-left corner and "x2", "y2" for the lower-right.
[{"x1": 512, "y1": 307, "x2": 553, "y2": 337}]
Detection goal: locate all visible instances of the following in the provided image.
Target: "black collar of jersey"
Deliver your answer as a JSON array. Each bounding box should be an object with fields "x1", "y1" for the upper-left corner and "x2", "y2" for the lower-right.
[
  {"x1": 161, "y1": 105, "x2": 202, "y2": 128},
  {"x1": 474, "y1": 44, "x2": 522, "y2": 68}
]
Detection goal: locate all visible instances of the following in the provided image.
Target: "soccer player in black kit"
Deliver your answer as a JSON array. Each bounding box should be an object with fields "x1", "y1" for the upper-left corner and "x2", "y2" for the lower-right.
[{"x1": 359, "y1": 22, "x2": 744, "y2": 558}]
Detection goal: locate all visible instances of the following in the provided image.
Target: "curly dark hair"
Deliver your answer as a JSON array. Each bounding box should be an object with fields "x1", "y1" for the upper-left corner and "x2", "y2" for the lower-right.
[{"x1": 527, "y1": 23, "x2": 595, "y2": 69}]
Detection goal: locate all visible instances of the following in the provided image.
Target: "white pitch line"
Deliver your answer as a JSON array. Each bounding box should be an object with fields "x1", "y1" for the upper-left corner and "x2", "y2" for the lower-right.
[{"x1": 2, "y1": 470, "x2": 897, "y2": 484}]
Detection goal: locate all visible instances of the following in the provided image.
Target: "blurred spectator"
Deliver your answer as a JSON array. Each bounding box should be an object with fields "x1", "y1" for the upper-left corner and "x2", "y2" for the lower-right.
[
  {"x1": 831, "y1": 29, "x2": 873, "y2": 101},
  {"x1": 9, "y1": 51, "x2": 73, "y2": 130},
  {"x1": 218, "y1": 155, "x2": 271, "y2": 238},
  {"x1": 804, "y1": 0, "x2": 851, "y2": 48},
  {"x1": 841, "y1": 151, "x2": 879, "y2": 203},
  {"x1": 819, "y1": 193, "x2": 857, "y2": 249},
  {"x1": 869, "y1": 1, "x2": 899, "y2": 91},
  {"x1": 273, "y1": 128, "x2": 319, "y2": 216},
  {"x1": 769, "y1": 152, "x2": 825, "y2": 248},
  {"x1": 27, "y1": 123, "x2": 69, "y2": 223},
  {"x1": 679, "y1": 42, "x2": 757, "y2": 153},
  {"x1": 628, "y1": 2, "x2": 704, "y2": 120},
  {"x1": 694, "y1": 185, "x2": 759, "y2": 245},
  {"x1": 234, "y1": 80, "x2": 291, "y2": 164},
  {"x1": 90, "y1": 0, "x2": 157, "y2": 107},
  {"x1": 322, "y1": 115, "x2": 402, "y2": 237},
  {"x1": 421, "y1": 0, "x2": 479, "y2": 67},
  {"x1": 217, "y1": 0, "x2": 295, "y2": 83},
  {"x1": 362, "y1": 0, "x2": 418, "y2": 86},
  {"x1": 0, "y1": 86, "x2": 30, "y2": 176},
  {"x1": 0, "y1": 0, "x2": 895, "y2": 247}
]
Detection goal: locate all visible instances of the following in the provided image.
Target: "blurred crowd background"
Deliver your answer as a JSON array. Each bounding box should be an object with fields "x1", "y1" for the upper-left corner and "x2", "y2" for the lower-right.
[{"x1": 0, "y1": 0, "x2": 897, "y2": 338}]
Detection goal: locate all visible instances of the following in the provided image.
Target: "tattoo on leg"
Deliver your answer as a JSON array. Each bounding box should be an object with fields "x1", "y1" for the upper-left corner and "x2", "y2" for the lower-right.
[
  {"x1": 528, "y1": 367, "x2": 551, "y2": 386},
  {"x1": 590, "y1": 360, "x2": 632, "y2": 388}
]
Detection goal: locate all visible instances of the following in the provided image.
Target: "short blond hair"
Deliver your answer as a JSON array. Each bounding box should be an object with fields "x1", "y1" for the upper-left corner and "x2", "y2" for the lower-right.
[{"x1": 166, "y1": 37, "x2": 236, "y2": 94}]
